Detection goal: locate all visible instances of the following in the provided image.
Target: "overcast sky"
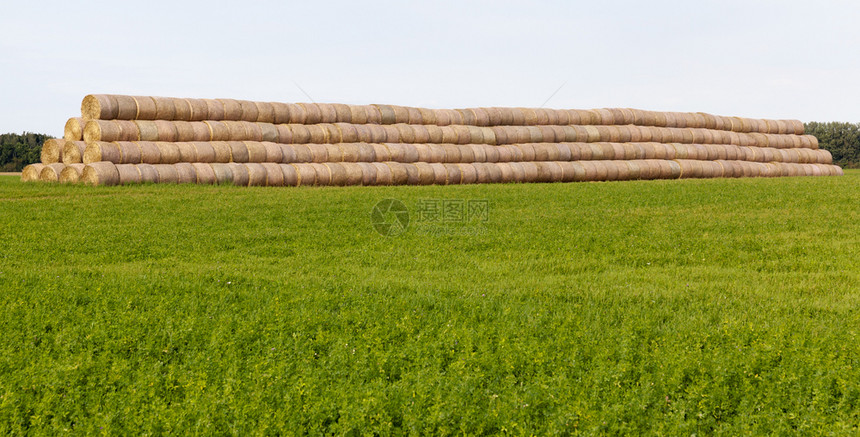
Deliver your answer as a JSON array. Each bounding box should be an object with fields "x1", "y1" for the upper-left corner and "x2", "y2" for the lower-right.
[{"x1": 2, "y1": 0, "x2": 859, "y2": 136}]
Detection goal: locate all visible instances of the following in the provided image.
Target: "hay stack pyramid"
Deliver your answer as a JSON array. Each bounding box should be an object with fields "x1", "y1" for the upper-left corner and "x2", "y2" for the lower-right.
[{"x1": 22, "y1": 94, "x2": 842, "y2": 185}]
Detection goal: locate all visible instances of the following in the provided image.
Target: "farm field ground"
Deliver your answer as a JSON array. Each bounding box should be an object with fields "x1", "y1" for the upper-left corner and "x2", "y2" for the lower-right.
[{"x1": 1, "y1": 171, "x2": 859, "y2": 434}]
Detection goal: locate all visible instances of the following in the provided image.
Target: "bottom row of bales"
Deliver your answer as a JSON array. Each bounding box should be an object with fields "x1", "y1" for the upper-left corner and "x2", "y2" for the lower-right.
[{"x1": 22, "y1": 161, "x2": 844, "y2": 187}]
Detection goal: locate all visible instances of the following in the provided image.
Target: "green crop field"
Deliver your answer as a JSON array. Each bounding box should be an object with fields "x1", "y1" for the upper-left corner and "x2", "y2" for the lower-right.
[{"x1": 1, "y1": 172, "x2": 859, "y2": 435}]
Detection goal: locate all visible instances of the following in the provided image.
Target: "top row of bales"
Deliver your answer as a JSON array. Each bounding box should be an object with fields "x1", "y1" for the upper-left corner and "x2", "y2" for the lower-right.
[{"x1": 81, "y1": 95, "x2": 805, "y2": 135}]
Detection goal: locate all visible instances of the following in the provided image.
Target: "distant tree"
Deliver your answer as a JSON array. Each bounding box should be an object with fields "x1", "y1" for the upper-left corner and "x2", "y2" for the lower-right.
[
  {"x1": 804, "y1": 122, "x2": 860, "y2": 168},
  {"x1": 0, "y1": 132, "x2": 51, "y2": 172}
]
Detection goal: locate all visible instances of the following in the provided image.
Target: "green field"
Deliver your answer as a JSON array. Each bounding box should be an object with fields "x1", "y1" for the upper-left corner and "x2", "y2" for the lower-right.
[{"x1": 1, "y1": 172, "x2": 859, "y2": 435}]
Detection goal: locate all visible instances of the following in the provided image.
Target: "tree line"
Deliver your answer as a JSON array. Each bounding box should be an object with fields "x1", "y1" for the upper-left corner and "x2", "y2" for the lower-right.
[
  {"x1": 0, "y1": 122, "x2": 858, "y2": 171},
  {"x1": 0, "y1": 132, "x2": 51, "y2": 172}
]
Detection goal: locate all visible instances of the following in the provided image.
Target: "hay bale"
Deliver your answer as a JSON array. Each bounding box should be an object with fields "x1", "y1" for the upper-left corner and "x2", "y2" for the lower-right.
[
  {"x1": 192, "y1": 163, "x2": 217, "y2": 184},
  {"x1": 152, "y1": 164, "x2": 179, "y2": 184},
  {"x1": 172, "y1": 99, "x2": 192, "y2": 121},
  {"x1": 83, "y1": 120, "x2": 119, "y2": 143},
  {"x1": 242, "y1": 163, "x2": 266, "y2": 186},
  {"x1": 83, "y1": 142, "x2": 121, "y2": 164},
  {"x1": 209, "y1": 163, "x2": 232, "y2": 184},
  {"x1": 373, "y1": 162, "x2": 393, "y2": 185},
  {"x1": 152, "y1": 120, "x2": 177, "y2": 142},
  {"x1": 59, "y1": 164, "x2": 86, "y2": 183},
  {"x1": 504, "y1": 162, "x2": 524, "y2": 182},
  {"x1": 454, "y1": 164, "x2": 475, "y2": 184},
  {"x1": 81, "y1": 94, "x2": 118, "y2": 120},
  {"x1": 40, "y1": 139, "x2": 65, "y2": 164},
  {"x1": 171, "y1": 121, "x2": 196, "y2": 142},
  {"x1": 188, "y1": 142, "x2": 214, "y2": 163},
  {"x1": 64, "y1": 118, "x2": 86, "y2": 141},
  {"x1": 186, "y1": 98, "x2": 209, "y2": 121},
  {"x1": 81, "y1": 162, "x2": 120, "y2": 186},
  {"x1": 116, "y1": 142, "x2": 142, "y2": 164},
  {"x1": 170, "y1": 142, "x2": 195, "y2": 163},
  {"x1": 199, "y1": 99, "x2": 223, "y2": 121},
  {"x1": 135, "y1": 120, "x2": 159, "y2": 141},
  {"x1": 226, "y1": 163, "x2": 250, "y2": 186},
  {"x1": 309, "y1": 163, "x2": 332, "y2": 186},
  {"x1": 134, "y1": 141, "x2": 160, "y2": 164},
  {"x1": 227, "y1": 141, "x2": 249, "y2": 163},
  {"x1": 356, "y1": 162, "x2": 378, "y2": 186},
  {"x1": 172, "y1": 163, "x2": 196, "y2": 183},
  {"x1": 151, "y1": 142, "x2": 179, "y2": 164},
  {"x1": 342, "y1": 162, "x2": 364, "y2": 185},
  {"x1": 38, "y1": 163, "x2": 66, "y2": 182},
  {"x1": 281, "y1": 164, "x2": 299, "y2": 186},
  {"x1": 115, "y1": 164, "x2": 142, "y2": 185},
  {"x1": 219, "y1": 99, "x2": 243, "y2": 121},
  {"x1": 244, "y1": 141, "x2": 268, "y2": 162}
]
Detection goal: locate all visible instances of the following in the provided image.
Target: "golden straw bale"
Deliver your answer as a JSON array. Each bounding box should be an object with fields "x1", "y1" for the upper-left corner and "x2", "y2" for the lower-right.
[
  {"x1": 62, "y1": 141, "x2": 87, "y2": 165},
  {"x1": 64, "y1": 118, "x2": 86, "y2": 141},
  {"x1": 192, "y1": 163, "x2": 217, "y2": 184},
  {"x1": 59, "y1": 163, "x2": 86, "y2": 183},
  {"x1": 81, "y1": 162, "x2": 120, "y2": 186}
]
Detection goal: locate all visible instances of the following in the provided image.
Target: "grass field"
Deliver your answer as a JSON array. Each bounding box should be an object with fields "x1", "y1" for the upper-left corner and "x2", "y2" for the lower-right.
[{"x1": 1, "y1": 172, "x2": 859, "y2": 435}]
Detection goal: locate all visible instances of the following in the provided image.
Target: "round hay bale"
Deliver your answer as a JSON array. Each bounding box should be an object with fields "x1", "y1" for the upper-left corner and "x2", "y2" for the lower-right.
[
  {"x1": 115, "y1": 142, "x2": 141, "y2": 164},
  {"x1": 83, "y1": 120, "x2": 119, "y2": 143},
  {"x1": 433, "y1": 108, "x2": 452, "y2": 126},
  {"x1": 372, "y1": 162, "x2": 393, "y2": 185},
  {"x1": 439, "y1": 126, "x2": 458, "y2": 144},
  {"x1": 483, "y1": 144, "x2": 500, "y2": 163},
  {"x1": 438, "y1": 144, "x2": 459, "y2": 163},
  {"x1": 218, "y1": 99, "x2": 243, "y2": 121},
  {"x1": 244, "y1": 141, "x2": 268, "y2": 162},
  {"x1": 152, "y1": 164, "x2": 180, "y2": 184},
  {"x1": 64, "y1": 118, "x2": 86, "y2": 141},
  {"x1": 474, "y1": 108, "x2": 492, "y2": 126},
  {"x1": 313, "y1": 103, "x2": 335, "y2": 124},
  {"x1": 61, "y1": 141, "x2": 87, "y2": 165},
  {"x1": 272, "y1": 102, "x2": 291, "y2": 124},
  {"x1": 401, "y1": 163, "x2": 420, "y2": 185},
  {"x1": 132, "y1": 163, "x2": 154, "y2": 183},
  {"x1": 191, "y1": 163, "x2": 217, "y2": 184},
  {"x1": 278, "y1": 143, "x2": 298, "y2": 163},
  {"x1": 187, "y1": 142, "x2": 214, "y2": 163},
  {"x1": 309, "y1": 163, "x2": 333, "y2": 185},
  {"x1": 412, "y1": 144, "x2": 432, "y2": 162},
  {"x1": 83, "y1": 142, "x2": 120, "y2": 164},
  {"x1": 340, "y1": 162, "x2": 364, "y2": 185},
  {"x1": 385, "y1": 162, "x2": 408, "y2": 185},
  {"x1": 171, "y1": 99, "x2": 192, "y2": 121},
  {"x1": 257, "y1": 141, "x2": 282, "y2": 163},
  {"x1": 114, "y1": 164, "x2": 142, "y2": 185},
  {"x1": 244, "y1": 163, "x2": 267, "y2": 186},
  {"x1": 151, "y1": 120, "x2": 177, "y2": 142},
  {"x1": 303, "y1": 144, "x2": 327, "y2": 163},
  {"x1": 170, "y1": 121, "x2": 195, "y2": 142},
  {"x1": 41, "y1": 139, "x2": 65, "y2": 164},
  {"x1": 289, "y1": 144, "x2": 312, "y2": 163},
  {"x1": 471, "y1": 162, "x2": 491, "y2": 184},
  {"x1": 59, "y1": 164, "x2": 86, "y2": 183},
  {"x1": 424, "y1": 162, "x2": 446, "y2": 185},
  {"x1": 38, "y1": 163, "x2": 65, "y2": 182},
  {"x1": 579, "y1": 161, "x2": 599, "y2": 181},
  {"x1": 458, "y1": 163, "x2": 478, "y2": 184},
  {"x1": 280, "y1": 103, "x2": 303, "y2": 124},
  {"x1": 203, "y1": 121, "x2": 229, "y2": 141},
  {"x1": 292, "y1": 163, "x2": 316, "y2": 186},
  {"x1": 173, "y1": 162, "x2": 197, "y2": 184},
  {"x1": 373, "y1": 105, "x2": 396, "y2": 124},
  {"x1": 172, "y1": 142, "x2": 196, "y2": 163},
  {"x1": 367, "y1": 143, "x2": 388, "y2": 162},
  {"x1": 182, "y1": 98, "x2": 207, "y2": 122},
  {"x1": 226, "y1": 163, "x2": 250, "y2": 186},
  {"x1": 149, "y1": 96, "x2": 176, "y2": 120},
  {"x1": 223, "y1": 121, "x2": 247, "y2": 141},
  {"x1": 280, "y1": 164, "x2": 299, "y2": 186},
  {"x1": 199, "y1": 99, "x2": 223, "y2": 120},
  {"x1": 81, "y1": 94, "x2": 118, "y2": 120},
  {"x1": 355, "y1": 162, "x2": 378, "y2": 186},
  {"x1": 248, "y1": 101, "x2": 274, "y2": 124},
  {"x1": 210, "y1": 141, "x2": 232, "y2": 163},
  {"x1": 209, "y1": 163, "x2": 232, "y2": 184},
  {"x1": 81, "y1": 162, "x2": 120, "y2": 186},
  {"x1": 414, "y1": 162, "x2": 436, "y2": 185},
  {"x1": 286, "y1": 124, "x2": 310, "y2": 144},
  {"x1": 541, "y1": 162, "x2": 565, "y2": 182},
  {"x1": 514, "y1": 162, "x2": 535, "y2": 182},
  {"x1": 304, "y1": 124, "x2": 329, "y2": 143},
  {"x1": 439, "y1": 163, "x2": 461, "y2": 184},
  {"x1": 134, "y1": 141, "x2": 160, "y2": 164},
  {"x1": 276, "y1": 125, "x2": 294, "y2": 144},
  {"x1": 258, "y1": 123, "x2": 279, "y2": 143},
  {"x1": 135, "y1": 120, "x2": 159, "y2": 141},
  {"x1": 227, "y1": 141, "x2": 250, "y2": 163},
  {"x1": 503, "y1": 162, "x2": 524, "y2": 182}
]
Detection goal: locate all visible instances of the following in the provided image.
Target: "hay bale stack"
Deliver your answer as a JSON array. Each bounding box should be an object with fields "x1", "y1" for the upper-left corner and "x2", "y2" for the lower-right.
[{"x1": 80, "y1": 162, "x2": 120, "y2": 186}]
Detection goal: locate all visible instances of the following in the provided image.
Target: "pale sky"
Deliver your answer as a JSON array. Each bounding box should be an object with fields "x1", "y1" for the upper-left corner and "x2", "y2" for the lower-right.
[{"x1": 2, "y1": 0, "x2": 859, "y2": 137}]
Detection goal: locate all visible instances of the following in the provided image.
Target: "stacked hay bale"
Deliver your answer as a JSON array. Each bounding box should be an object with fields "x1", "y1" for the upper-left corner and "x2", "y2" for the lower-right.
[{"x1": 22, "y1": 94, "x2": 842, "y2": 185}]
